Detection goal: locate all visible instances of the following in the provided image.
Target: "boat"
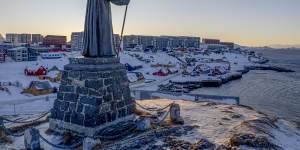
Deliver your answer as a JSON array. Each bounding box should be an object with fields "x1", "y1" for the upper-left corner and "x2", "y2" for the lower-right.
[{"x1": 41, "y1": 52, "x2": 64, "y2": 59}]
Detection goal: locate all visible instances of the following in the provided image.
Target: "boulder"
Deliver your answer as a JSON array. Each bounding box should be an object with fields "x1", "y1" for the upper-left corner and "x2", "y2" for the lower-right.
[
  {"x1": 137, "y1": 117, "x2": 151, "y2": 131},
  {"x1": 83, "y1": 137, "x2": 101, "y2": 150}
]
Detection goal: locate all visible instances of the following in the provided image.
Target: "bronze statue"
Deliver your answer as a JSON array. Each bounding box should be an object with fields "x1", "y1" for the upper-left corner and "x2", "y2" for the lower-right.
[{"x1": 82, "y1": 0, "x2": 130, "y2": 57}]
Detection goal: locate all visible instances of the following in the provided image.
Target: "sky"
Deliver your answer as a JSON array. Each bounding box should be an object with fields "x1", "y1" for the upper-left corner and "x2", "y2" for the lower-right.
[{"x1": 0, "y1": 0, "x2": 299, "y2": 47}]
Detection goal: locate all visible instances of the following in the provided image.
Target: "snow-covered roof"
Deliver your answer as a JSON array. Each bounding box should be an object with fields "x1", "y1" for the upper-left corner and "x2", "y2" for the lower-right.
[
  {"x1": 30, "y1": 81, "x2": 52, "y2": 90},
  {"x1": 8, "y1": 47, "x2": 27, "y2": 51}
]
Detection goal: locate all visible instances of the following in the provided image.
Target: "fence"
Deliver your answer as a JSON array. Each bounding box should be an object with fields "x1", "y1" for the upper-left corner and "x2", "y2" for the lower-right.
[
  {"x1": 0, "y1": 96, "x2": 54, "y2": 116},
  {"x1": 131, "y1": 90, "x2": 240, "y2": 105},
  {"x1": 0, "y1": 100, "x2": 173, "y2": 150}
]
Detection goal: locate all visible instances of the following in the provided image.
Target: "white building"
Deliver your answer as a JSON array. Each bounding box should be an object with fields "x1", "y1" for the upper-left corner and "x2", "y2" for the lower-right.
[
  {"x1": 7, "y1": 47, "x2": 28, "y2": 62},
  {"x1": 0, "y1": 34, "x2": 4, "y2": 43},
  {"x1": 71, "y1": 32, "x2": 84, "y2": 51},
  {"x1": 32, "y1": 34, "x2": 43, "y2": 44},
  {"x1": 18, "y1": 34, "x2": 32, "y2": 44},
  {"x1": 6, "y1": 33, "x2": 19, "y2": 44},
  {"x1": 5, "y1": 33, "x2": 33, "y2": 44}
]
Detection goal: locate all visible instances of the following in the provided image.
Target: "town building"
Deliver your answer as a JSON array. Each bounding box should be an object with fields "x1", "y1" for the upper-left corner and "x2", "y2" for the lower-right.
[
  {"x1": 123, "y1": 35, "x2": 141, "y2": 49},
  {"x1": 202, "y1": 38, "x2": 221, "y2": 45},
  {"x1": 18, "y1": 34, "x2": 32, "y2": 44},
  {"x1": 0, "y1": 43, "x2": 15, "y2": 53},
  {"x1": 123, "y1": 35, "x2": 201, "y2": 51},
  {"x1": 0, "y1": 34, "x2": 4, "y2": 43},
  {"x1": 28, "y1": 48, "x2": 38, "y2": 61},
  {"x1": 7, "y1": 47, "x2": 28, "y2": 62},
  {"x1": 140, "y1": 36, "x2": 156, "y2": 50},
  {"x1": 29, "y1": 47, "x2": 53, "y2": 53},
  {"x1": 220, "y1": 42, "x2": 235, "y2": 49},
  {"x1": 156, "y1": 36, "x2": 171, "y2": 51},
  {"x1": 183, "y1": 36, "x2": 201, "y2": 48},
  {"x1": 7, "y1": 47, "x2": 38, "y2": 62},
  {"x1": 0, "y1": 50, "x2": 5, "y2": 63},
  {"x1": 169, "y1": 36, "x2": 185, "y2": 48},
  {"x1": 5, "y1": 33, "x2": 19, "y2": 44},
  {"x1": 113, "y1": 34, "x2": 121, "y2": 49},
  {"x1": 71, "y1": 32, "x2": 84, "y2": 51},
  {"x1": 43, "y1": 35, "x2": 67, "y2": 48},
  {"x1": 5, "y1": 33, "x2": 32, "y2": 44},
  {"x1": 32, "y1": 34, "x2": 44, "y2": 44}
]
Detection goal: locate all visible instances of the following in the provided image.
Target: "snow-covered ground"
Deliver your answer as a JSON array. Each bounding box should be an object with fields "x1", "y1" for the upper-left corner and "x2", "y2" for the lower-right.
[
  {"x1": 2, "y1": 99, "x2": 300, "y2": 149},
  {"x1": 137, "y1": 99, "x2": 300, "y2": 149},
  {"x1": 0, "y1": 49, "x2": 259, "y2": 115}
]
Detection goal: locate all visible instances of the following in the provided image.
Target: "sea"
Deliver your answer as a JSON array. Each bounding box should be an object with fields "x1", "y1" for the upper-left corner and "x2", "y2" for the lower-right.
[{"x1": 192, "y1": 49, "x2": 300, "y2": 122}]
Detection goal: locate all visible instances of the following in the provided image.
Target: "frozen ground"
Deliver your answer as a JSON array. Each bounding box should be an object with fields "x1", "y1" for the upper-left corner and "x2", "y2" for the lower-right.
[
  {"x1": 138, "y1": 99, "x2": 300, "y2": 149},
  {"x1": 1, "y1": 99, "x2": 300, "y2": 150}
]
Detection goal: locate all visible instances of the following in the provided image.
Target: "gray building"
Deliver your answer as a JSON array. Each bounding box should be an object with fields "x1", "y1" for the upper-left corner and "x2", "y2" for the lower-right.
[
  {"x1": 5, "y1": 33, "x2": 32, "y2": 44},
  {"x1": 5, "y1": 33, "x2": 19, "y2": 44},
  {"x1": 183, "y1": 36, "x2": 200, "y2": 48},
  {"x1": 32, "y1": 34, "x2": 44, "y2": 44},
  {"x1": 113, "y1": 34, "x2": 120, "y2": 49},
  {"x1": 71, "y1": 32, "x2": 121, "y2": 51},
  {"x1": 28, "y1": 48, "x2": 38, "y2": 61},
  {"x1": 123, "y1": 35, "x2": 140, "y2": 48},
  {"x1": 0, "y1": 34, "x2": 4, "y2": 43},
  {"x1": 156, "y1": 36, "x2": 171, "y2": 50},
  {"x1": 123, "y1": 35, "x2": 201, "y2": 51},
  {"x1": 71, "y1": 32, "x2": 84, "y2": 51},
  {"x1": 7, "y1": 47, "x2": 38, "y2": 62},
  {"x1": 140, "y1": 36, "x2": 156, "y2": 50},
  {"x1": 19, "y1": 34, "x2": 32, "y2": 44},
  {"x1": 7, "y1": 47, "x2": 28, "y2": 62}
]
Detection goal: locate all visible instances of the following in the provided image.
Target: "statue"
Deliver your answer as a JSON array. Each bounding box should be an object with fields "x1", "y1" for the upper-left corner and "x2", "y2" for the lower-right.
[
  {"x1": 82, "y1": 0, "x2": 130, "y2": 57},
  {"x1": 50, "y1": 0, "x2": 135, "y2": 137}
]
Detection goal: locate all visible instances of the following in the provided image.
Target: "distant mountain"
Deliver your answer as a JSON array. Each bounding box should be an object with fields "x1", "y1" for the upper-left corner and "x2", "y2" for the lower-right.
[{"x1": 268, "y1": 44, "x2": 300, "y2": 49}]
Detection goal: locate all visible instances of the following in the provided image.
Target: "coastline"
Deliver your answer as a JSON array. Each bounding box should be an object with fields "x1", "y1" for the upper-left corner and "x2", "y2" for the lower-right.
[{"x1": 2, "y1": 99, "x2": 300, "y2": 149}]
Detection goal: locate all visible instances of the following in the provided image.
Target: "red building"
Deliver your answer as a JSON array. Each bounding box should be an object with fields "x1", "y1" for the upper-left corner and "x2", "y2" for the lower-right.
[
  {"x1": 43, "y1": 35, "x2": 67, "y2": 47},
  {"x1": 202, "y1": 38, "x2": 220, "y2": 45},
  {"x1": 220, "y1": 42, "x2": 235, "y2": 49}
]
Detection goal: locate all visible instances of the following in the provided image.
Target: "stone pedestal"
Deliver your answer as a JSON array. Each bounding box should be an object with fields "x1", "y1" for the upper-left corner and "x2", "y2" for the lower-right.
[{"x1": 50, "y1": 57, "x2": 135, "y2": 137}]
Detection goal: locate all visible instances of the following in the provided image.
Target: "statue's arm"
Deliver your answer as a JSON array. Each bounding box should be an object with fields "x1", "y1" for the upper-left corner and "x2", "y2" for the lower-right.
[{"x1": 110, "y1": 0, "x2": 130, "y2": 6}]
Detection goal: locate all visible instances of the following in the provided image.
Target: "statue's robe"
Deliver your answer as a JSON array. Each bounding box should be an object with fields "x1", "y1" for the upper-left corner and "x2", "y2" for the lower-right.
[{"x1": 82, "y1": 0, "x2": 130, "y2": 57}]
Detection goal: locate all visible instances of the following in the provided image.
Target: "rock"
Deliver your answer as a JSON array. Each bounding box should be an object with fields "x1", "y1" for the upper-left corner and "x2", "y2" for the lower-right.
[
  {"x1": 164, "y1": 136, "x2": 192, "y2": 149},
  {"x1": 169, "y1": 103, "x2": 184, "y2": 125},
  {"x1": 221, "y1": 117, "x2": 231, "y2": 121},
  {"x1": 137, "y1": 117, "x2": 151, "y2": 131},
  {"x1": 231, "y1": 114, "x2": 242, "y2": 119},
  {"x1": 0, "y1": 123, "x2": 12, "y2": 144},
  {"x1": 163, "y1": 136, "x2": 215, "y2": 150},
  {"x1": 83, "y1": 137, "x2": 101, "y2": 150},
  {"x1": 216, "y1": 145, "x2": 239, "y2": 150},
  {"x1": 24, "y1": 128, "x2": 40, "y2": 150},
  {"x1": 63, "y1": 132, "x2": 73, "y2": 145},
  {"x1": 191, "y1": 139, "x2": 215, "y2": 150},
  {"x1": 229, "y1": 133, "x2": 280, "y2": 149}
]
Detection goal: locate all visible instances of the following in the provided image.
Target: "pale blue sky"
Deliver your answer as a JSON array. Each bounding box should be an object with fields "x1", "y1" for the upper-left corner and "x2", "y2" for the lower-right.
[{"x1": 0, "y1": 0, "x2": 299, "y2": 46}]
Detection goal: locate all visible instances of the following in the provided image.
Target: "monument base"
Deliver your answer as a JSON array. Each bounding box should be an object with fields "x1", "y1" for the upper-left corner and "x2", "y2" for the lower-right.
[
  {"x1": 49, "y1": 115, "x2": 135, "y2": 137},
  {"x1": 50, "y1": 57, "x2": 136, "y2": 137}
]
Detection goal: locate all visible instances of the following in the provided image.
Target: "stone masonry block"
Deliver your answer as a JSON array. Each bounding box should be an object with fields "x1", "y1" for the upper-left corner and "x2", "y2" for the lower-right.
[
  {"x1": 59, "y1": 85, "x2": 75, "y2": 93},
  {"x1": 50, "y1": 58, "x2": 135, "y2": 137},
  {"x1": 64, "y1": 93, "x2": 79, "y2": 102},
  {"x1": 85, "y1": 79, "x2": 103, "y2": 90}
]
